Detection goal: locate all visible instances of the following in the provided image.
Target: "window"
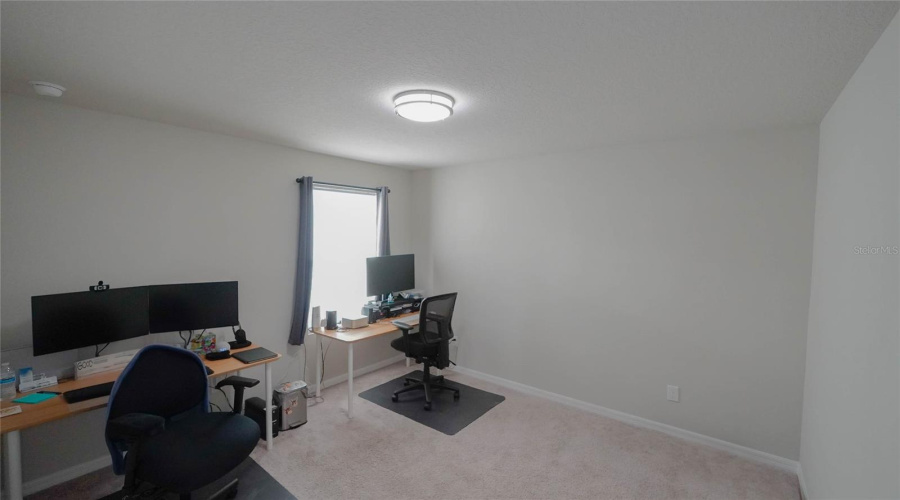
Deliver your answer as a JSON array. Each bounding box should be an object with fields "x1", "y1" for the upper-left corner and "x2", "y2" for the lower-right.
[{"x1": 309, "y1": 187, "x2": 377, "y2": 322}]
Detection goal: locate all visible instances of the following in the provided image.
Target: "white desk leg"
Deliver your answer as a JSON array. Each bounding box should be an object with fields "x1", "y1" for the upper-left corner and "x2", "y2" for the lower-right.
[
  {"x1": 6, "y1": 430, "x2": 23, "y2": 500},
  {"x1": 347, "y1": 343, "x2": 354, "y2": 419},
  {"x1": 315, "y1": 335, "x2": 322, "y2": 398},
  {"x1": 406, "y1": 357, "x2": 411, "y2": 367},
  {"x1": 265, "y1": 363, "x2": 273, "y2": 451}
]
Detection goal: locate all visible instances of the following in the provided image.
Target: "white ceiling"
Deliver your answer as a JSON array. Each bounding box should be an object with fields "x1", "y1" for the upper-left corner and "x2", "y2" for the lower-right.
[{"x1": 2, "y1": 2, "x2": 897, "y2": 169}]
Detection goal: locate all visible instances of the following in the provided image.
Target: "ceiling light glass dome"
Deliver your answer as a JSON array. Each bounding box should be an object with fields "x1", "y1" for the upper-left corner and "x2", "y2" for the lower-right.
[{"x1": 393, "y1": 90, "x2": 454, "y2": 122}]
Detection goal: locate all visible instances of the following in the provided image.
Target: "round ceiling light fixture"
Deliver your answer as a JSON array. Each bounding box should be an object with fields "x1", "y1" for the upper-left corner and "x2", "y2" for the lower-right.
[
  {"x1": 29, "y1": 81, "x2": 66, "y2": 97},
  {"x1": 393, "y1": 90, "x2": 454, "y2": 123}
]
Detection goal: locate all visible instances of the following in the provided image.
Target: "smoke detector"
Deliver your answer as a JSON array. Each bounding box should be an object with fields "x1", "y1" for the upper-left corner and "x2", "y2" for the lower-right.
[{"x1": 29, "y1": 81, "x2": 66, "y2": 97}]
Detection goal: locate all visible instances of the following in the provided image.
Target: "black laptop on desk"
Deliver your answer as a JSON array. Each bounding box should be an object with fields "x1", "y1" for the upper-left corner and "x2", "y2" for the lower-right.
[{"x1": 232, "y1": 347, "x2": 278, "y2": 364}]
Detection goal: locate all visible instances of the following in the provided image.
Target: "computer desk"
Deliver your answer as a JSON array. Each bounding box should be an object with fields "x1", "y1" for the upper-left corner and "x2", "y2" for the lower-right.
[
  {"x1": 0, "y1": 344, "x2": 281, "y2": 500},
  {"x1": 310, "y1": 311, "x2": 419, "y2": 419}
]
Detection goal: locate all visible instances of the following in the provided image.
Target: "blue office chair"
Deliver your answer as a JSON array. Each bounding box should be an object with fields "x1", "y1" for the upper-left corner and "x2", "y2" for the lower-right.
[{"x1": 105, "y1": 345, "x2": 259, "y2": 499}]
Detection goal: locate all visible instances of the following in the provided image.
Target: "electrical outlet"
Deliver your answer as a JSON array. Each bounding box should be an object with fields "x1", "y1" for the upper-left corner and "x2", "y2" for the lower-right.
[{"x1": 667, "y1": 385, "x2": 679, "y2": 402}]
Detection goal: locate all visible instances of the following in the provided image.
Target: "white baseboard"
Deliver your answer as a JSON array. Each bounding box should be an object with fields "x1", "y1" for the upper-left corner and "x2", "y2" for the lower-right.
[
  {"x1": 309, "y1": 354, "x2": 406, "y2": 393},
  {"x1": 797, "y1": 463, "x2": 809, "y2": 500},
  {"x1": 23, "y1": 454, "x2": 112, "y2": 496},
  {"x1": 452, "y1": 365, "x2": 800, "y2": 475}
]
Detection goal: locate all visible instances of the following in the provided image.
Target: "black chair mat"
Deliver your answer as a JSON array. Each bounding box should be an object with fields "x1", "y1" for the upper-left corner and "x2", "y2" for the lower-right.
[
  {"x1": 359, "y1": 370, "x2": 505, "y2": 435},
  {"x1": 99, "y1": 457, "x2": 294, "y2": 500}
]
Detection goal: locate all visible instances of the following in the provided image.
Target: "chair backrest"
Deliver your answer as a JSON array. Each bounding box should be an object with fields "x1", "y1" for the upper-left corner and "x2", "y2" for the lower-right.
[
  {"x1": 105, "y1": 345, "x2": 209, "y2": 473},
  {"x1": 107, "y1": 345, "x2": 209, "y2": 422},
  {"x1": 418, "y1": 293, "x2": 457, "y2": 368}
]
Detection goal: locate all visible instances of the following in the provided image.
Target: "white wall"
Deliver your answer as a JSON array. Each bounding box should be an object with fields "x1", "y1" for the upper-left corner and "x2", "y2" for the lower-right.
[
  {"x1": 0, "y1": 93, "x2": 413, "y2": 483},
  {"x1": 799, "y1": 12, "x2": 900, "y2": 500},
  {"x1": 413, "y1": 126, "x2": 819, "y2": 460}
]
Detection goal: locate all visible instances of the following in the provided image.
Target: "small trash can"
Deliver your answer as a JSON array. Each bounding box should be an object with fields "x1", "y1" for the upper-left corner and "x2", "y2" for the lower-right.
[{"x1": 274, "y1": 380, "x2": 308, "y2": 430}]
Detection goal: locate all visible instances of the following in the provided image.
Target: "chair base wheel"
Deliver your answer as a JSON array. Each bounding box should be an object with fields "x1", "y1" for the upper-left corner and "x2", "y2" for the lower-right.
[
  {"x1": 391, "y1": 394, "x2": 399, "y2": 402},
  {"x1": 424, "y1": 402, "x2": 432, "y2": 411},
  {"x1": 453, "y1": 393, "x2": 460, "y2": 400}
]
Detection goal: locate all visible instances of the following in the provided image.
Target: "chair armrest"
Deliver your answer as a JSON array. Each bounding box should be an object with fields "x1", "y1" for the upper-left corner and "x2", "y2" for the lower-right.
[
  {"x1": 108, "y1": 413, "x2": 165, "y2": 442},
  {"x1": 216, "y1": 376, "x2": 260, "y2": 390},
  {"x1": 392, "y1": 321, "x2": 413, "y2": 332},
  {"x1": 419, "y1": 315, "x2": 450, "y2": 345}
]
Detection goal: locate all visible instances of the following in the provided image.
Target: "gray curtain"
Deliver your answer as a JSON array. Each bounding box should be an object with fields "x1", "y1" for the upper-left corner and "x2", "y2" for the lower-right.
[
  {"x1": 289, "y1": 177, "x2": 314, "y2": 345},
  {"x1": 376, "y1": 186, "x2": 390, "y2": 256}
]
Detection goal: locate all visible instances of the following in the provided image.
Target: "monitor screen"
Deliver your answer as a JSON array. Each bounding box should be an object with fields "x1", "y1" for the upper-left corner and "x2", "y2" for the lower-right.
[
  {"x1": 31, "y1": 287, "x2": 150, "y2": 357},
  {"x1": 148, "y1": 281, "x2": 239, "y2": 333},
  {"x1": 366, "y1": 254, "x2": 415, "y2": 297}
]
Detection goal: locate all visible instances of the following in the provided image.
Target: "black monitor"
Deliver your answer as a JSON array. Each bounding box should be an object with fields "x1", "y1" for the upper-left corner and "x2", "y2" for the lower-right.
[
  {"x1": 366, "y1": 254, "x2": 415, "y2": 297},
  {"x1": 148, "y1": 281, "x2": 239, "y2": 333},
  {"x1": 31, "y1": 287, "x2": 150, "y2": 356}
]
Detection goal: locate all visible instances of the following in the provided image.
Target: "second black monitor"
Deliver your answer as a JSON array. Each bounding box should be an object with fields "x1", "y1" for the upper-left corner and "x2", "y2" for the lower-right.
[
  {"x1": 149, "y1": 281, "x2": 238, "y2": 333},
  {"x1": 366, "y1": 254, "x2": 415, "y2": 297}
]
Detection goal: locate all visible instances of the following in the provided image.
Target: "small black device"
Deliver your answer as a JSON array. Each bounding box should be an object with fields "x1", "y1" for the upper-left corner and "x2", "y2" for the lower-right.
[
  {"x1": 206, "y1": 349, "x2": 231, "y2": 361},
  {"x1": 206, "y1": 366, "x2": 214, "y2": 376},
  {"x1": 366, "y1": 254, "x2": 415, "y2": 297},
  {"x1": 63, "y1": 381, "x2": 115, "y2": 403},
  {"x1": 232, "y1": 347, "x2": 278, "y2": 364},
  {"x1": 244, "y1": 397, "x2": 280, "y2": 441},
  {"x1": 325, "y1": 311, "x2": 338, "y2": 330},
  {"x1": 32, "y1": 287, "x2": 150, "y2": 357},
  {"x1": 148, "y1": 281, "x2": 238, "y2": 333},
  {"x1": 89, "y1": 281, "x2": 110, "y2": 292},
  {"x1": 229, "y1": 326, "x2": 251, "y2": 349}
]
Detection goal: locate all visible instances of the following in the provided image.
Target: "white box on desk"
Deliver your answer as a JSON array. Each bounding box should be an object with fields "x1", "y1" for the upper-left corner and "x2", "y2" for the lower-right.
[
  {"x1": 75, "y1": 348, "x2": 139, "y2": 379},
  {"x1": 341, "y1": 316, "x2": 368, "y2": 329}
]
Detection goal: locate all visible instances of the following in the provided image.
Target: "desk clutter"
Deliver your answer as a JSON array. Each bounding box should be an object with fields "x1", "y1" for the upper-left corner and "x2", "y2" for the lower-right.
[
  {"x1": 13, "y1": 392, "x2": 58, "y2": 404},
  {"x1": 1, "y1": 405, "x2": 22, "y2": 418},
  {"x1": 361, "y1": 293, "x2": 423, "y2": 323},
  {"x1": 64, "y1": 381, "x2": 115, "y2": 404},
  {"x1": 232, "y1": 347, "x2": 278, "y2": 364},
  {"x1": 206, "y1": 348, "x2": 232, "y2": 361},
  {"x1": 75, "y1": 349, "x2": 138, "y2": 380}
]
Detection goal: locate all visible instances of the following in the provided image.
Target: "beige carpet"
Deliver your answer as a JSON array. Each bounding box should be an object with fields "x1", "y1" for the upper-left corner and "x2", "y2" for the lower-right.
[{"x1": 28, "y1": 362, "x2": 799, "y2": 500}]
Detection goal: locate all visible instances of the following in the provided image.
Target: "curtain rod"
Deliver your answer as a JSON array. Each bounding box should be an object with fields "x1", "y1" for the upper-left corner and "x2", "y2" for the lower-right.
[{"x1": 295, "y1": 178, "x2": 389, "y2": 194}]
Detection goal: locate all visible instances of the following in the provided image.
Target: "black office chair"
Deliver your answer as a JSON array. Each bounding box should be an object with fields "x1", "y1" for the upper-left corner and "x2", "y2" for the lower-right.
[
  {"x1": 105, "y1": 345, "x2": 260, "y2": 500},
  {"x1": 390, "y1": 292, "x2": 459, "y2": 411}
]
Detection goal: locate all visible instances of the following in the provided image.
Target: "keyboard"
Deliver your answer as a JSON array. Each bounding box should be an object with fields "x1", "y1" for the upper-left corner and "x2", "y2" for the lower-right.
[{"x1": 63, "y1": 381, "x2": 115, "y2": 403}]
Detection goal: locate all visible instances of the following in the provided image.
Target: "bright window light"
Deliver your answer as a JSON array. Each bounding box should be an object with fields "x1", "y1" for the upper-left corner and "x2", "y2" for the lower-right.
[{"x1": 309, "y1": 188, "x2": 377, "y2": 324}]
